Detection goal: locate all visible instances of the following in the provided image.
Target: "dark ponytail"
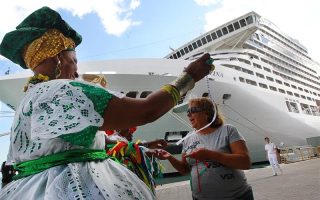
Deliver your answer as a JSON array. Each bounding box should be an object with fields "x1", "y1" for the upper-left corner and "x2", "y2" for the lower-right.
[{"x1": 1, "y1": 161, "x2": 15, "y2": 188}]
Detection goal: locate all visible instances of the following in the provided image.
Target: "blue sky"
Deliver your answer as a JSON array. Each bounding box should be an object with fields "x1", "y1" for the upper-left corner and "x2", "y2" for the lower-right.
[{"x1": 0, "y1": 0, "x2": 320, "y2": 162}]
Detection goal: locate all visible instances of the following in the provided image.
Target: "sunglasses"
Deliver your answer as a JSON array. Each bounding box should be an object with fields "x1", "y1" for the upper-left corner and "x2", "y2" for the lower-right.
[{"x1": 187, "y1": 107, "x2": 206, "y2": 114}]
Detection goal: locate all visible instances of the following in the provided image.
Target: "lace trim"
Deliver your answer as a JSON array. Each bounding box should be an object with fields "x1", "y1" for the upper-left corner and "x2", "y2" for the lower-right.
[
  {"x1": 24, "y1": 74, "x2": 50, "y2": 92},
  {"x1": 59, "y1": 126, "x2": 98, "y2": 147},
  {"x1": 59, "y1": 82, "x2": 113, "y2": 147},
  {"x1": 70, "y1": 81, "x2": 113, "y2": 116}
]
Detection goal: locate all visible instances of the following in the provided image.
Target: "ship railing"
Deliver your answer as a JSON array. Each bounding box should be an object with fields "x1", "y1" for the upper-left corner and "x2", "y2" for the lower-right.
[
  {"x1": 289, "y1": 106, "x2": 299, "y2": 113},
  {"x1": 301, "y1": 108, "x2": 312, "y2": 115},
  {"x1": 279, "y1": 145, "x2": 319, "y2": 164}
]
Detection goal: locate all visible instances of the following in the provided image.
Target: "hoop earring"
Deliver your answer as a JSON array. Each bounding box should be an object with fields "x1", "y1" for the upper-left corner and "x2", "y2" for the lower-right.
[{"x1": 55, "y1": 60, "x2": 62, "y2": 79}]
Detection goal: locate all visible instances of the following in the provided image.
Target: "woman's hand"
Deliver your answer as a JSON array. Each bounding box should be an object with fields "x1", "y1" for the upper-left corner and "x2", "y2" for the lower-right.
[
  {"x1": 145, "y1": 139, "x2": 168, "y2": 149},
  {"x1": 151, "y1": 149, "x2": 172, "y2": 160},
  {"x1": 184, "y1": 141, "x2": 251, "y2": 170},
  {"x1": 184, "y1": 53, "x2": 212, "y2": 82},
  {"x1": 184, "y1": 148, "x2": 211, "y2": 161}
]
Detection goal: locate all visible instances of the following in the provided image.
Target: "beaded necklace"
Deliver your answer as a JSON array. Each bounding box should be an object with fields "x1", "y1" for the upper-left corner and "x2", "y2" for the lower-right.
[
  {"x1": 23, "y1": 74, "x2": 50, "y2": 92},
  {"x1": 176, "y1": 69, "x2": 217, "y2": 145}
]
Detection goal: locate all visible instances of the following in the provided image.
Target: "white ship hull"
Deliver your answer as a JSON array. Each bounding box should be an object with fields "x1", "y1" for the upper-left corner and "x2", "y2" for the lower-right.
[{"x1": 1, "y1": 57, "x2": 320, "y2": 171}]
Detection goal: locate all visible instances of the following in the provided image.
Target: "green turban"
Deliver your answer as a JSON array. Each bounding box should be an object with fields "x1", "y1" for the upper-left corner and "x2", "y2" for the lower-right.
[{"x1": 0, "y1": 6, "x2": 82, "y2": 69}]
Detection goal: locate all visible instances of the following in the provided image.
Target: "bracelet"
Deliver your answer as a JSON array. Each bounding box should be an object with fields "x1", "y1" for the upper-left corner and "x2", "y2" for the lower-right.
[
  {"x1": 171, "y1": 72, "x2": 195, "y2": 97},
  {"x1": 206, "y1": 58, "x2": 215, "y2": 72},
  {"x1": 143, "y1": 142, "x2": 149, "y2": 148},
  {"x1": 161, "y1": 84, "x2": 180, "y2": 105}
]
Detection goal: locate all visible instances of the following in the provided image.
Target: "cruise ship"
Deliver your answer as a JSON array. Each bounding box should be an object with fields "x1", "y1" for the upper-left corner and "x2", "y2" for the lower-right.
[{"x1": 1, "y1": 11, "x2": 320, "y2": 173}]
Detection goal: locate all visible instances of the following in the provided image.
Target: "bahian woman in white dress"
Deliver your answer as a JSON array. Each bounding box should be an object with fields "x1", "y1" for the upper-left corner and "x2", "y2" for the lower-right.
[{"x1": 0, "y1": 6, "x2": 213, "y2": 200}]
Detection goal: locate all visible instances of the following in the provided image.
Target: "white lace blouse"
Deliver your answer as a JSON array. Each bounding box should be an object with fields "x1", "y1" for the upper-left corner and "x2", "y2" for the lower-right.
[{"x1": 1, "y1": 79, "x2": 155, "y2": 200}]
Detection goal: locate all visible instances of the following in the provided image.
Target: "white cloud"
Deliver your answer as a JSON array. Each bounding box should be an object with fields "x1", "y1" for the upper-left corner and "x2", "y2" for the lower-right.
[
  {"x1": 194, "y1": 0, "x2": 220, "y2": 6},
  {"x1": 91, "y1": 1, "x2": 141, "y2": 37},
  {"x1": 199, "y1": 0, "x2": 320, "y2": 62},
  {"x1": 0, "y1": 0, "x2": 141, "y2": 40},
  {"x1": 0, "y1": 0, "x2": 141, "y2": 60},
  {"x1": 129, "y1": 0, "x2": 140, "y2": 9}
]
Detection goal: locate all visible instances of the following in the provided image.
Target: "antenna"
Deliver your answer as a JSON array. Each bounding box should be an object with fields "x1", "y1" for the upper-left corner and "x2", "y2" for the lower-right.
[{"x1": 4, "y1": 67, "x2": 10, "y2": 75}]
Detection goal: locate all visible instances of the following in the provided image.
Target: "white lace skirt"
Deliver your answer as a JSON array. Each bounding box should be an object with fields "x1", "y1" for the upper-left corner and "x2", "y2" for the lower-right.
[{"x1": 0, "y1": 159, "x2": 155, "y2": 200}]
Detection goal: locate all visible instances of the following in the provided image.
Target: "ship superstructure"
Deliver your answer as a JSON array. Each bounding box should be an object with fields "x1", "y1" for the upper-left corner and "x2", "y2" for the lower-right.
[{"x1": 166, "y1": 12, "x2": 320, "y2": 111}]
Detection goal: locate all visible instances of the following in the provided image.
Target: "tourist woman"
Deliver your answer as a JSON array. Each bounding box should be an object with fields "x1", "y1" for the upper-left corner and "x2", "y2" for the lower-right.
[{"x1": 154, "y1": 97, "x2": 254, "y2": 200}]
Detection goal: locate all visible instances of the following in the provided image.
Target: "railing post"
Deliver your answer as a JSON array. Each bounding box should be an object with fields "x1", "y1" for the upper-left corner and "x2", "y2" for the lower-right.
[{"x1": 299, "y1": 148, "x2": 305, "y2": 161}]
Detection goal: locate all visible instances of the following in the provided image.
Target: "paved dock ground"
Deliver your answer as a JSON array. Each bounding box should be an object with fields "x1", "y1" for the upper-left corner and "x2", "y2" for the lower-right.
[{"x1": 155, "y1": 158, "x2": 320, "y2": 200}]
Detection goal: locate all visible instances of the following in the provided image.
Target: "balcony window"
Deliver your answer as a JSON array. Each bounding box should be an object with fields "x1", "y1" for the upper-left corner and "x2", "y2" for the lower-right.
[
  {"x1": 266, "y1": 76, "x2": 274, "y2": 82},
  {"x1": 216, "y1": 30, "x2": 223, "y2": 37},
  {"x1": 310, "y1": 105, "x2": 320, "y2": 116},
  {"x1": 263, "y1": 67, "x2": 271, "y2": 72},
  {"x1": 259, "y1": 83, "x2": 268, "y2": 89},
  {"x1": 240, "y1": 19, "x2": 247, "y2": 27},
  {"x1": 246, "y1": 79, "x2": 257, "y2": 86},
  {"x1": 222, "y1": 27, "x2": 228, "y2": 35},
  {"x1": 126, "y1": 91, "x2": 138, "y2": 98},
  {"x1": 287, "y1": 91, "x2": 293, "y2": 96},
  {"x1": 300, "y1": 103, "x2": 311, "y2": 115},
  {"x1": 233, "y1": 22, "x2": 240, "y2": 30},
  {"x1": 270, "y1": 86, "x2": 277, "y2": 91},
  {"x1": 179, "y1": 49, "x2": 185, "y2": 56},
  {"x1": 196, "y1": 40, "x2": 202, "y2": 47},
  {"x1": 256, "y1": 72, "x2": 265, "y2": 79},
  {"x1": 227, "y1": 24, "x2": 234, "y2": 32},
  {"x1": 253, "y1": 63, "x2": 261, "y2": 69},
  {"x1": 201, "y1": 37, "x2": 207, "y2": 45},
  {"x1": 173, "y1": 54, "x2": 177, "y2": 59},
  {"x1": 246, "y1": 15, "x2": 254, "y2": 24},
  {"x1": 286, "y1": 101, "x2": 299, "y2": 113},
  {"x1": 184, "y1": 47, "x2": 189, "y2": 54},
  {"x1": 192, "y1": 42, "x2": 197, "y2": 49},
  {"x1": 202, "y1": 93, "x2": 209, "y2": 97},
  {"x1": 273, "y1": 71, "x2": 280, "y2": 75},
  {"x1": 211, "y1": 32, "x2": 217, "y2": 40},
  {"x1": 140, "y1": 91, "x2": 152, "y2": 98},
  {"x1": 206, "y1": 35, "x2": 212, "y2": 42}
]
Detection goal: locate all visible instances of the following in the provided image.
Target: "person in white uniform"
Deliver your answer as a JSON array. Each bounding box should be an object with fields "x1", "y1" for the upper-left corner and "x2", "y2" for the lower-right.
[{"x1": 264, "y1": 137, "x2": 282, "y2": 176}]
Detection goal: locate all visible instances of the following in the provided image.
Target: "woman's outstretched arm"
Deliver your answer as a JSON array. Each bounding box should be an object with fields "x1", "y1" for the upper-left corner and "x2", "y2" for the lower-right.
[{"x1": 100, "y1": 53, "x2": 212, "y2": 130}]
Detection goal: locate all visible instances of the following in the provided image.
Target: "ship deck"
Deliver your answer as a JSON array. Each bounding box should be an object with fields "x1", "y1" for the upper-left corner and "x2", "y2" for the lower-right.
[{"x1": 156, "y1": 158, "x2": 320, "y2": 200}]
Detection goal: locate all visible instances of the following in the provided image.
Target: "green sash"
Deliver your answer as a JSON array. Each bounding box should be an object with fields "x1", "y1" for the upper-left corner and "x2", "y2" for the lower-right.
[{"x1": 13, "y1": 149, "x2": 110, "y2": 180}]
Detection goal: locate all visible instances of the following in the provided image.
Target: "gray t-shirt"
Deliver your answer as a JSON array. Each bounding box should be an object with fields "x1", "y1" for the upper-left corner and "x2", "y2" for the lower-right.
[{"x1": 182, "y1": 124, "x2": 251, "y2": 200}]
